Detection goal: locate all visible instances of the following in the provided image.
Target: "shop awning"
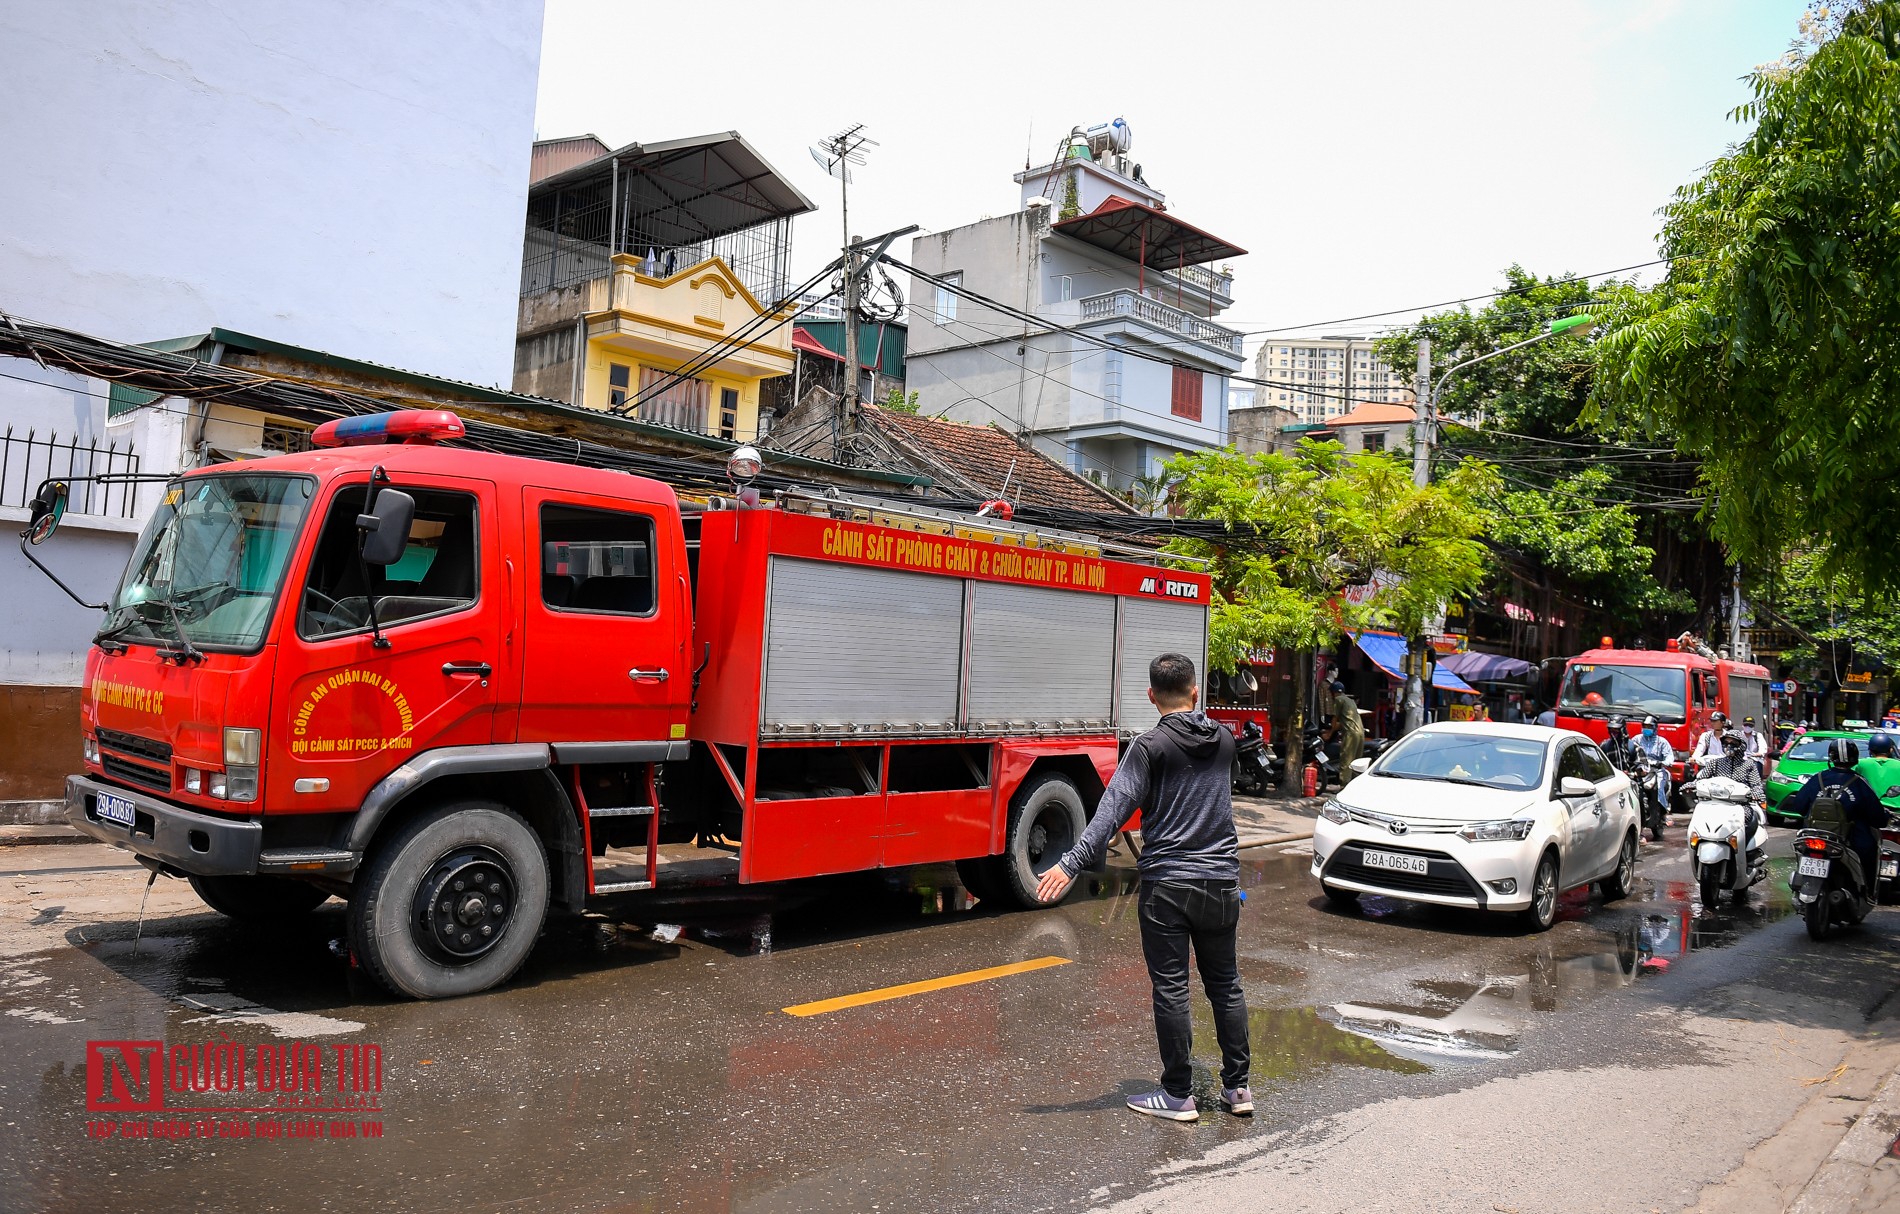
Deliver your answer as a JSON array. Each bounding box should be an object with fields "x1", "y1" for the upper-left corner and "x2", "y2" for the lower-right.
[
  {"x1": 1438, "y1": 650, "x2": 1535, "y2": 684},
  {"x1": 1352, "y1": 631, "x2": 1479, "y2": 695}
]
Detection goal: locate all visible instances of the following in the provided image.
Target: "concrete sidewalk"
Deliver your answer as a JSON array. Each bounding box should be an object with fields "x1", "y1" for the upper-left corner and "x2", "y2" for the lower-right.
[{"x1": 1692, "y1": 1006, "x2": 1900, "y2": 1214}]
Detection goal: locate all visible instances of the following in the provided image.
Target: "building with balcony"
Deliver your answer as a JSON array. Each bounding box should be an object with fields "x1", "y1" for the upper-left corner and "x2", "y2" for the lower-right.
[
  {"x1": 1253, "y1": 336, "x2": 1416, "y2": 424},
  {"x1": 512, "y1": 133, "x2": 815, "y2": 442},
  {"x1": 903, "y1": 122, "x2": 1246, "y2": 493}
]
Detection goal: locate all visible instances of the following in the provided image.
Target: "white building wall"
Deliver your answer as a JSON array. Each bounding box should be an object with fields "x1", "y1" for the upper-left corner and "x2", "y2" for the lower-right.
[{"x1": 0, "y1": 0, "x2": 544, "y2": 388}]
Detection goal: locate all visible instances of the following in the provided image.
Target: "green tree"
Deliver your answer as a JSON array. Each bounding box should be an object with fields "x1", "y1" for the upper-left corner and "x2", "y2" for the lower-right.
[
  {"x1": 1593, "y1": 2, "x2": 1900, "y2": 590},
  {"x1": 1376, "y1": 266, "x2": 1716, "y2": 632},
  {"x1": 1159, "y1": 441, "x2": 1497, "y2": 757}
]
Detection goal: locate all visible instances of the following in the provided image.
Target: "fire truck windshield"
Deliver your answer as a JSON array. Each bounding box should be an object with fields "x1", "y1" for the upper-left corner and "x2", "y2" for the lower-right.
[
  {"x1": 1558, "y1": 663, "x2": 1688, "y2": 722},
  {"x1": 98, "y1": 474, "x2": 314, "y2": 653}
]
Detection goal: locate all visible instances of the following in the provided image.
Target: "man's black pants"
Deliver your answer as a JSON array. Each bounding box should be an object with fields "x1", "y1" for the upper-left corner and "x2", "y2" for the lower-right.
[{"x1": 1138, "y1": 878, "x2": 1250, "y2": 1099}]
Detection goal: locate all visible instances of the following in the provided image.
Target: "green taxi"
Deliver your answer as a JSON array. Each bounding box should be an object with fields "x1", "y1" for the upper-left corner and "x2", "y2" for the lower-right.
[{"x1": 1765, "y1": 730, "x2": 1900, "y2": 823}]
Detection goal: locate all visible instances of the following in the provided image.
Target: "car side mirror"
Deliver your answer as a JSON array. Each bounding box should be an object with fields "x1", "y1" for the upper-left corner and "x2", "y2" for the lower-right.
[
  {"x1": 25, "y1": 480, "x2": 68, "y2": 545},
  {"x1": 357, "y1": 488, "x2": 416, "y2": 565},
  {"x1": 1558, "y1": 776, "x2": 1597, "y2": 800},
  {"x1": 1350, "y1": 757, "x2": 1372, "y2": 775}
]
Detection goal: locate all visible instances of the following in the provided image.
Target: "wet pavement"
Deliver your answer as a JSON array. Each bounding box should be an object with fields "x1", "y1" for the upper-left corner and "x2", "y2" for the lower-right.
[{"x1": 3, "y1": 825, "x2": 1898, "y2": 1213}]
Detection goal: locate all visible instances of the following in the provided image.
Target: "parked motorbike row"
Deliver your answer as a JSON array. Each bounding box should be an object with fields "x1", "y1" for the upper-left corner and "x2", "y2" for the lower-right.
[{"x1": 1228, "y1": 718, "x2": 1388, "y2": 797}]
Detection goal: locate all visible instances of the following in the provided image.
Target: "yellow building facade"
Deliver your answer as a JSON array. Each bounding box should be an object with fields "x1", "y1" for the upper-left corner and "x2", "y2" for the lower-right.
[{"x1": 575, "y1": 253, "x2": 794, "y2": 442}]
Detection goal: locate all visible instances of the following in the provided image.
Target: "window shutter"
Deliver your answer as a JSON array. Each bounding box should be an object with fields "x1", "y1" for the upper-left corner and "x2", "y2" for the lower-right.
[{"x1": 1170, "y1": 366, "x2": 1203, "y2": 420}]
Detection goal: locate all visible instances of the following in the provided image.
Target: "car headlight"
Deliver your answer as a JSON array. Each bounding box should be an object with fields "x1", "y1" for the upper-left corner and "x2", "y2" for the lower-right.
[
  {"x1": 83, "y1": 735, "x2": 99, "y2": 764},
  {"x1": 1458, "y1": 818, "x2": 1535, "y2": 842},
  {"x1": 1321, "y1": 798, "x2": 1350, "y2": 825}
]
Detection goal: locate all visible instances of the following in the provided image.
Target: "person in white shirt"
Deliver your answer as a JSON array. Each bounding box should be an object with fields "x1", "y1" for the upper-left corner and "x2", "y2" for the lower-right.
[
  {"x1": 1740, "y1": 716, "x2": 1769, "y2": 759},
  {"x1": 1690, "y1": 712, "x2": 1730, "y2": 761}
]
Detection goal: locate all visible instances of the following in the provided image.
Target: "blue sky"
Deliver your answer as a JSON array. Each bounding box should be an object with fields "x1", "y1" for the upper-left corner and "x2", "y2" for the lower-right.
[{"x1": 535, "y1": 1, "x2": 1806, "y2": 352}]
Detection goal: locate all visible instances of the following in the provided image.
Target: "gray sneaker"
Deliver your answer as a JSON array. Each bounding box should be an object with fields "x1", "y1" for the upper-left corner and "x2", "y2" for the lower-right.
[
  {"x1": 1221, "y1": 1086, "x2": 1254, "y2": 1116},
  {"x1": 1127, "y1": 1089, "x2": 1198, "y2": 1122}
]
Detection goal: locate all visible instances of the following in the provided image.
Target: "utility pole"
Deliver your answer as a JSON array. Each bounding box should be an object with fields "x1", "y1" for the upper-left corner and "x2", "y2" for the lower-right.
[
  {"x1": 813, "y1": 124, "x2": 875, "y2": 457},
  {"x1": 1411, "y1": 336, "x2": 1432, "y2": 488},
  {"x1": 1729, "y1": 562, "x2": 1743, "y2": 657}
]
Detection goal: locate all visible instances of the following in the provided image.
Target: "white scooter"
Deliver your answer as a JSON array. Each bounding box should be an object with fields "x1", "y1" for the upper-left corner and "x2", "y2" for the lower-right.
[{"x1": 1686, "y1": 767, "x2": 1770, "y2": 907}]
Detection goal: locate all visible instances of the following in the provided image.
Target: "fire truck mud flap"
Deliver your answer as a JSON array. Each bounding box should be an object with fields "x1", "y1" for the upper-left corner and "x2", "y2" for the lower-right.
[
  {"x1": 65, "y1": 774, "x2": 263, "y2": 877},
  {"x1": 345, "y1": 744, "x2": 555, "y2": 854}
]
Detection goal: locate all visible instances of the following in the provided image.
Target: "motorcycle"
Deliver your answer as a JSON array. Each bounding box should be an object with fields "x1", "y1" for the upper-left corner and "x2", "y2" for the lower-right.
[
  {"x1": 1301, "y1": 725, "x2": 1341, "y2": 794},
  {"x1": 1686, "y1": 772, "x2": 1769, "y2": 907},
  {"x1": 1231, "y1": 719, "x2": 1280, "y2": 796},
  {"x1": 1625, "y1": 749, "x2": 1669, "y2": 843},
  {"x1": 1792, "y1": 795, "x2": 1881, "y2": 940}
]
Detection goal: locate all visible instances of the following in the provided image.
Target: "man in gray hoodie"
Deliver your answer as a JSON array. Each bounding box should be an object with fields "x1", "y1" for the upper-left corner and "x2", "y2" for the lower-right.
[{"x1": 1035, "y1": 652, "x2": 1251, "y2": 1123}]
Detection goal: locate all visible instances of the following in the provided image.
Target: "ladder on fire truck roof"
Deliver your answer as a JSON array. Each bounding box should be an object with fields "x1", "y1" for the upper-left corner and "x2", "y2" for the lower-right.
[{"x1": 768, "y1": 487, "x2": 1207, "y2": 567}]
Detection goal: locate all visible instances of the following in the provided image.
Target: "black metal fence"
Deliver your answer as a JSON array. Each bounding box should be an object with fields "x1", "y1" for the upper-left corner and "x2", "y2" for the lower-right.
[{"x1": 0, "y1": 427, "x2": 142, "y2": 519}]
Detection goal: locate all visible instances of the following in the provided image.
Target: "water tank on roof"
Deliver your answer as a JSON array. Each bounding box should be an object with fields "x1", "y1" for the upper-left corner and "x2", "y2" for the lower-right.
[{"x1": 1084, "y1": 118, "x2": 1132, "y2": 159}]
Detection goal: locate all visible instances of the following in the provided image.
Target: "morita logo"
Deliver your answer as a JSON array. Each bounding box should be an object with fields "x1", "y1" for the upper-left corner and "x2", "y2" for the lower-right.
[{"x1": 1137, "y1": 577, "x2": 1202, "y2": 601}]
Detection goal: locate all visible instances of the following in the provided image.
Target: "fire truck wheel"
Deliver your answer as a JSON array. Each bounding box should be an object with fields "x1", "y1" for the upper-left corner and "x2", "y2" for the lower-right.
[
  {"x1": 955, "y1": 858, "x2": 1002, "y2": 904},
  {"x1": 188, "y1": 874, "x2": 331, "y2": 920},
  {"x1": 349, "y1": 801, "x2": 549, "y2": 1000},
  {"x1": 996, "y1": 773, "x2": 1087, "y2": 909}
]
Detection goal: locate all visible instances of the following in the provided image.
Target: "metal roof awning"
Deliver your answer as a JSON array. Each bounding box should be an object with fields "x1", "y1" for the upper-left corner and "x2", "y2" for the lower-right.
[
  {"x1": 1051, "y1": 197, "x2": 1247, "y2": 270},
  {"x1": 792, "y1": 326, "x2": 844, "y2": 362},
  {"x1": 528, "y1": 131, "x2": 817, "y2": 250}
]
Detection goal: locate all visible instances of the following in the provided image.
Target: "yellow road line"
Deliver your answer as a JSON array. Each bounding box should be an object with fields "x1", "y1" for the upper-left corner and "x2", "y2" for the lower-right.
[{"x1": 782, "y1": 955, "x2": 1072, "y2": 1017}]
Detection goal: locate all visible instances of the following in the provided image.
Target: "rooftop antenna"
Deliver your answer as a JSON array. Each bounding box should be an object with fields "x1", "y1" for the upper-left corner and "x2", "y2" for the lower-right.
[
  {"x1": 1024, "y1": 120, "x2": 1033, "y2": 171},
  {"x1": 811, "y1": 124, "x2": 877, "y2": 455}
]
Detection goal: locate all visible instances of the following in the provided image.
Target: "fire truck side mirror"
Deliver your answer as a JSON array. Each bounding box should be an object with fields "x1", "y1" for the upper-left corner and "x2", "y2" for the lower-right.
[
  {"x1": 357, "y1": 489, "x2": 416, "y2": 565},
  {"x1": 25, "y1": 480, "x2": 69, "y2": 545}
]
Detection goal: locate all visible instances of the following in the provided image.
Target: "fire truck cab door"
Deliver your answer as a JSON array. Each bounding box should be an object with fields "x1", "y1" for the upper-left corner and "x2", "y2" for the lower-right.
[
  {"x1": 516, "y1": 487, "x2": 689, "y2": 748},
  {"x1": 273, "y1": 474, "x2": 504, "y2": 810}
]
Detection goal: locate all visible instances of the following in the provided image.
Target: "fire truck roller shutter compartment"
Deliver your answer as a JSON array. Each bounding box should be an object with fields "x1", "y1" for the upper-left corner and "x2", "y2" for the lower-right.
[
  {"x1": 763, "y1": 558, "x2": 964, "y2": 728},
  {"x1": 966, "y1": 583, "x2": 1116, "y2": 726},
  {"x1": 1119, "y1": 598, "x2": 1210, "y2": 733}
]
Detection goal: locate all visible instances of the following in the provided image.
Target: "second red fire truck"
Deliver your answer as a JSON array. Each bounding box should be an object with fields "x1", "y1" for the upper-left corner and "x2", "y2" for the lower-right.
[{"x1": 46, "y1": 410, "x2": 1208, "y2": 998}]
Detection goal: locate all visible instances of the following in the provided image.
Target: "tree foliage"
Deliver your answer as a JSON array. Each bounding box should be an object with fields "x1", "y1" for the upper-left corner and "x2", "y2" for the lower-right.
[
  {"x1": 1374, "y1": 266, "x2": 1708, "y2": 626},
  {"x1": 1593, "y1": 2, "x2": 1900, "y2": 590},
  {"x1": 1159, "y1": 442, "x2": 1498, "y2": 672},
  {"x1": 1488, "y1": 468, "x2": 1695, "y2": 616}
]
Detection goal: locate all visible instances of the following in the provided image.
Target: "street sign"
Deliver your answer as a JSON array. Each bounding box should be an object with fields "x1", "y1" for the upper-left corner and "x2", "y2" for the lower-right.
[
  {"x1": 1784, "y1": 679, "x2": 1800, "y2": 696},
  {"x1": 1770, "y1": 682, "x2": 1785, "y2": 694}
]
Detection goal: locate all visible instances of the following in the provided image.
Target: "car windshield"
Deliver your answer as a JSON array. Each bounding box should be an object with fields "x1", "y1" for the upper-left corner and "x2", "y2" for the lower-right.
[
  {"x1": 1785, "y1": 736, "x2": 1868, "y2": 762},
  {"x1": 99, "y1": 474, "x2": 314, "y2": 652},
  {"x1": 1372, "y1": 731, "x2": 1548, "y2": 790},
  {"x1": 1559, "y1": 663, "x2": 1687, "y2": 722}
]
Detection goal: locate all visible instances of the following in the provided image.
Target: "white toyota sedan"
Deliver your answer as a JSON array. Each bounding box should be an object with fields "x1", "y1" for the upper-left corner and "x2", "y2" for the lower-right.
[{"x1": 1311, "y1": 723, "x2": 1640, "y2": 931}]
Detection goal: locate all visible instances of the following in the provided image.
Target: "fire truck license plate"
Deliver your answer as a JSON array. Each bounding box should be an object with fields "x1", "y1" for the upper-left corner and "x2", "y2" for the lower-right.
[
  {"x1": 1798, "y1": 856, "x2": 1830, "y2": 878},
  {"x1": 1362, "y1": 849, "x2": 1428, "y2": 875},
  {"x1": 95, "y1": 792, "x2": 136, "y2": 829}
]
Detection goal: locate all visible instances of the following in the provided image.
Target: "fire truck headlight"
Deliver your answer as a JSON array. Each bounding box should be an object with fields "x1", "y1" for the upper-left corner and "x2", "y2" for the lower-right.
[
  {"x1": 225, "y1": 768, "x2": 258, "y2": 802},
  {"x1": 83, "y1": 735, "x2": 98, "y2": 764},
  {"x1": 726, "y1": 445, "x2": 763, "y2": 485},
  {"x1": 208, "y1": 771, "x2": 228, "y2": 800},
  {"x1": 184, "y1": 767, "x2": 203, "y2": 795},
  {"x1": 223, "y1": 728, "x2": 261, "y2": 766}
]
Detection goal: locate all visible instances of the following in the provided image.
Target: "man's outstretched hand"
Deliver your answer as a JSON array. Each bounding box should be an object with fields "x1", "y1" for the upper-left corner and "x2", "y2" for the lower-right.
[{"x1": 1036, "y1": 864, "x2": 1074, "y2": 904}]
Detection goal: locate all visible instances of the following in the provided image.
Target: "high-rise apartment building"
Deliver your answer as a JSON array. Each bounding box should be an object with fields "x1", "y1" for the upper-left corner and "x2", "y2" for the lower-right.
[{"x1": 1252, "y1": 336, "x2": 1414, "y2": 424}]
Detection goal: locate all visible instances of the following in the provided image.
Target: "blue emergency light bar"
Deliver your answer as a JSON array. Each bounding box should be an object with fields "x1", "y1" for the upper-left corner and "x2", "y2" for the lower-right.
[{"x1": 311, "y1": 410, "x2": 466, "y2": 448}]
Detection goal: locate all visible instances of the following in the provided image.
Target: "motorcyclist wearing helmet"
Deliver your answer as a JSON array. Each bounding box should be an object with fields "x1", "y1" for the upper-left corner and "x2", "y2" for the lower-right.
[
  {"x1": 1631, "y1": 714, "x2": 1676, "y2": 807},
  {"x1": 1600, "y1": 714, "x2": 1635, "y2": 772},
  {"x1": 1782, "y1": 737, "x2": 1889, "y2": 887},
  {"x1": 1855, "y1": 732, "x2": 1900, "y2": 803},
  {"x1": 1690, "y1": 711, "x2": 1731, "y2": 761},
  {"x1": 1695, "y1": 731, "x2": 1768, "y2": 857}
]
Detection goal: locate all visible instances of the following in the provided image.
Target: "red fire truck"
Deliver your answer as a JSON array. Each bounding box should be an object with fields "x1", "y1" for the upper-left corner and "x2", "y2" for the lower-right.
[
  {"x1": 1555, "y1": 639, "x2": 1773, "y2": 803},
  {"x1": 42, "y1": 410, "x2": 1208, "y2": 998}
]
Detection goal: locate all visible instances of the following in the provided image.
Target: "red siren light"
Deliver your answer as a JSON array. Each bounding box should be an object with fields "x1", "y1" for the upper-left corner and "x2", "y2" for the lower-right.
[{"x1": 312, "y1": 410, "x2": 465, "y2": 448}]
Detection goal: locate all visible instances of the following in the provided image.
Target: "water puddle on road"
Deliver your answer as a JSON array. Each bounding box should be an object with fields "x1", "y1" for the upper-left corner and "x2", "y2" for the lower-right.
[{"x1": 1305, "y1": 849, "x2": 1804, "y2": 1070}]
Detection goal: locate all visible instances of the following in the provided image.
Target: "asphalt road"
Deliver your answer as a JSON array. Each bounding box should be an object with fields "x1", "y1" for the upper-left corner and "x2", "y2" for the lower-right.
[{"x1": 2, "y1": 825, "x2": 1897, "y2": 1213}]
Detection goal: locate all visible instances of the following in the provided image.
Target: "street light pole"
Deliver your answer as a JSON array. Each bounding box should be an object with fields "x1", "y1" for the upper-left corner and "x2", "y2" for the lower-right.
[{"x1": 1402, "y1": 313, "x2": 1594, "y2": 734}]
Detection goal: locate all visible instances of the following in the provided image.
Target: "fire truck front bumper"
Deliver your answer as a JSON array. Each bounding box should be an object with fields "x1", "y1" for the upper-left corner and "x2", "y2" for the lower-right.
[{"x1": 65, "y1": 774, "x2": 262, "y2": 877}]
